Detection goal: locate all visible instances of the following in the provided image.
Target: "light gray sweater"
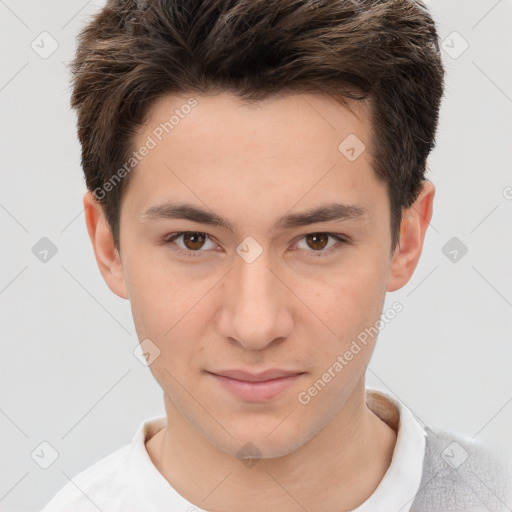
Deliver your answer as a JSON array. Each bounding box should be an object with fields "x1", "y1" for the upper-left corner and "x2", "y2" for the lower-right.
[{"x1": 409, "y1": 426, "x2": 512, "y2": 511}]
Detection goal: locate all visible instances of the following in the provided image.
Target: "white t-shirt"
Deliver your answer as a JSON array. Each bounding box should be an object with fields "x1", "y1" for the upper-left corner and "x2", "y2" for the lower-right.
[{"x1": 40, "y1": 388, "x2": 426, "y2": 512}]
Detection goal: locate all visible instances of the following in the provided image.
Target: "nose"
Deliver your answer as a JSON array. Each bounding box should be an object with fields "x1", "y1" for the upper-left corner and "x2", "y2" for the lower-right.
[{"x1": 216, "y1": 249, "x2": 293, "y2": 350}]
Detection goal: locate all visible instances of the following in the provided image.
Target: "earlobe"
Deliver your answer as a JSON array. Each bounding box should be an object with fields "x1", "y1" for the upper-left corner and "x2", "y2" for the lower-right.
[
  {"x1": 386, "y1": 181, "x2": 435, "y2": 292},
  {"x1": 83, "y1": 191, "x2": 129, "y2": 300}
]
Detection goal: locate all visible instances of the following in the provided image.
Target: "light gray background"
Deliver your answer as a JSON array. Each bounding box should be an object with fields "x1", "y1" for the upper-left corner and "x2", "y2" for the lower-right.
[{"x1": 1, "y1": 1, "x2": 511, "y2": 511}]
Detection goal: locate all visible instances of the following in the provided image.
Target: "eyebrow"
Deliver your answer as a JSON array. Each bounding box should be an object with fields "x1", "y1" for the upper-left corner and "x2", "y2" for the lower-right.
[{"x1": 140, "y1": 201, "x2": 368, "y2": 232}]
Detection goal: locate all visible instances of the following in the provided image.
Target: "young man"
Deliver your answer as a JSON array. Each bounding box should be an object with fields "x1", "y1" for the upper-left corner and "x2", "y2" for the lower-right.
[{"x1": 41, "y1": 0, "x2": 511, "y2": 511}]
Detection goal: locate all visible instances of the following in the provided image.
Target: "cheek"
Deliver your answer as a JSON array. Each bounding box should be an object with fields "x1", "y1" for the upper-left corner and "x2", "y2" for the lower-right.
[
  {"x1": 123, "y1": 243, "x2": 204, "y2": 335},
  {"x1": 127, "y1": 272, "x2": 206, "y2": 391},
  {"x1": 302, "y1": 254, "x2": 389, "y2": 355},
  {"x1": 295, "y1": 262, "x2": 387, "y2": 406},
  {"x1": 125, "y1": 258, "x2": 215, "y2": 379}
]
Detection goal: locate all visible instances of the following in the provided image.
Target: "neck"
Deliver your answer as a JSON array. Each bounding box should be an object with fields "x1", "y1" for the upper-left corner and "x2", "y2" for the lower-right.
[{"x1": 146, "y1": 382, "x2": 397, "y2": 512}]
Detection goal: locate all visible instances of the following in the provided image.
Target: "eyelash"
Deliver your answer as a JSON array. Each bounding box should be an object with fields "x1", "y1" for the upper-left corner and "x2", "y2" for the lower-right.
[{"x1": 162, "y1": 232, "x2": 349, "y2": 258}]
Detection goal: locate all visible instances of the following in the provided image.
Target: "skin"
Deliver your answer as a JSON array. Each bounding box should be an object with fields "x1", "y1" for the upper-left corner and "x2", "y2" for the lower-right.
[{"x1": 84, "y1": 91, "x2": 434, "y2": 512}]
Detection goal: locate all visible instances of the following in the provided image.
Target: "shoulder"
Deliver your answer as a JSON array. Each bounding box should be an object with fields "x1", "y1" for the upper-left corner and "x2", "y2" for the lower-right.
[
  {"x1": 39, "y1": 444, "x2": 131, "y2": 512},
  {"x1": 410, "y1": 426, "x2": 512, "y2": 512}
]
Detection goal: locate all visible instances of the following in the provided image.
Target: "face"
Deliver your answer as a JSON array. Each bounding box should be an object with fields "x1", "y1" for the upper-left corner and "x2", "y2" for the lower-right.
[{"x1": 103, "y1": 92, "x2": 404, "y2": 458}]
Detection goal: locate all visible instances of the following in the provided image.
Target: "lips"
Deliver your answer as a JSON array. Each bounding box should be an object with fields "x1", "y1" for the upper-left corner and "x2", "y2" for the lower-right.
[
  {"x1": 210, "y1": 369, "x2": 304, "y2": 382},
  {"x1": 207, "y1": 369, "x2": 305, "y2": 402}
]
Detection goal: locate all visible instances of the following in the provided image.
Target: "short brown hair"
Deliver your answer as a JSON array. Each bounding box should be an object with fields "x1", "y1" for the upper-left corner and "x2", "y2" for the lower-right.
[{"x1": 70, "y1": 0, "x2": 444, "y2": 252}]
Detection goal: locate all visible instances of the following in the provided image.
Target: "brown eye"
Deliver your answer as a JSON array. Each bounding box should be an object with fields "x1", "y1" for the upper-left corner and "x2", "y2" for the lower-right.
[
  {"x1": 182, "y1": 232, "x2": 207, "y2": 250},
  {"x1": 164, "y1": 231, "x2": 217, "y2": 257},
  {"x1": 305, "y1": 233, "x2": 329, "y2": 250}
]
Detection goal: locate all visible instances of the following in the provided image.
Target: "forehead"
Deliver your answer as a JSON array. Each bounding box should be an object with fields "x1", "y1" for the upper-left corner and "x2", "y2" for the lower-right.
[
  {"x1": 141, "y1": 90, "x2": 371, "y2": 156},
  {"x1": 122, "y1": 91, "x2": 384, "y2": 228}
]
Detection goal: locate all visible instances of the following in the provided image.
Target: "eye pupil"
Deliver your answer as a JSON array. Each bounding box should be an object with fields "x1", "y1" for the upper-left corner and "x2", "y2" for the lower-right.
[
  {"x1": 306, "y1": 233, "x2": 329, "y2": 250},
  {"x1": 183, "y1": 232, "x2": 206, "y2": 250}
]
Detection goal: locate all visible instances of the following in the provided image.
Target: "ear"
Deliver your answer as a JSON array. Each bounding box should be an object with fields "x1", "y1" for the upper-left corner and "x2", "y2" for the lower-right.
[
  {"x1": 83, "y1": 191, "x2": 129, "y2": 299},
  {"x1": 387, "y1": 180, "x2": 435, "y2": 292}
]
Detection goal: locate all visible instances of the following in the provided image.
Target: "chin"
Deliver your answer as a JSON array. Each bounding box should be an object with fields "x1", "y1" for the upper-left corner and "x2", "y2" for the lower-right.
[{"x1": 210, "y1": 423, "x2": 313, "y2": 462}]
